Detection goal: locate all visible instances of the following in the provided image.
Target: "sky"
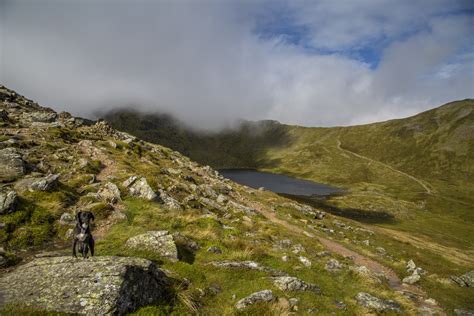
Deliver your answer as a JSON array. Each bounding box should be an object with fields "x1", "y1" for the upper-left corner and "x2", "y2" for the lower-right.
[{"x1": 0, "y1": 0, "x2": 473, "y2": 129}]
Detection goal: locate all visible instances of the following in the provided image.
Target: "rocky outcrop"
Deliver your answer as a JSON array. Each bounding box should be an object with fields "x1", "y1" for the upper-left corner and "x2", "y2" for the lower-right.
[
  {"x1": 355, "y1": 292, "x2": 401, "y2": 313},
  {"x1": 0, "y1": 188, "x2": 17, "y2": 214},
  {"x1": 126, "y1": 231, "x2": 178, "y2": 261},
  {"x1": 270, "y1": 276, "x2": 320, "y2": 293},
  {"x1": 124, "y1": 176, "x2": 158, "y2": 201},
  {"x1": 0, "y1": 148, "x2": 25, "y2": 182},
  {"x1": 98, "y1": 182, "x2": 122, "y2": 203},
  {"x1": 451, "y1": 270, "x2": 474, "y2": 287},
  {"x1": 0, "y1": 256, "x2": 170, "y2": 315},
  {"x1": 235, "y1": 290, "x2": 275, "y2": 310}
]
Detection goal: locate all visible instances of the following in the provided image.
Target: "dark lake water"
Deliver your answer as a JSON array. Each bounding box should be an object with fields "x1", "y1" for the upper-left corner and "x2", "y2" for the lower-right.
[{"x1": 219, "y1": 169, "x2": 341, "y2": 196}]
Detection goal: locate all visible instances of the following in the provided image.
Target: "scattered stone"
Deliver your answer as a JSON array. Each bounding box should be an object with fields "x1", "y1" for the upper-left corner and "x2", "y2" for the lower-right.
[
  {"x1": 451, "y1": 270, "x2": 474, "y2": 287},
  {"x1": 216, "y1": 194, "x2": 228, "y2": 204},
  {"x1": 210, "y1": 260, "x2": 287, "y2": 276},
  {"x1": 270, "y1": 276, "x2": 320, "y2": 293},
  {"x1": 172, "y1": 232, "x2": 200, "y2": 251},
  {"x1": 326, "y1": 258, "x2": 343, "y2": 272},
  {"x1": 362, "y1": 240, "x2": 370, "y2": 246},
  {"x1": 98, "y1": 182, "x2": 122, "y2": 203},
  {"x1": 334, "y1": 301, "x2": 347, "y2": 310},
  {"x1": 126, "y1": 231, "x2": 178, "y2": 261},
  {"x1": 157, "y1": 190, "x2": 181, "y2": 210},
  {"x1": 298, "y1": 256, "x2": 312, "y2": 267},
  {"x1": 355, "y1": 292, "x2": 401, "y2": 313},
  {"x1": 207, "y1": 246, "x2": 223, "y2": 254},
  {"x1": 281, "y1": 255, "x2": 289, "y2": 262},
  {"x1": 376, "y1": 247, "x2": 386, "y2": 255},
  {"x1": 235, "y1": 290, "x2": 275, "y2": 310},
  {"x1": 291, "y1": 243, "x2": 305, "y2": 254},
  {"x1": 0, "y1": 148, "x2": 25, "y2": 181},
  {"x1": 455, "y1": 309, "x2": 474, "y2": 316},
  {"x1": 403, "y1": 273, "x2": 421, "y2": 284},
  {"x1": 0, "y1": 256, "x2": 170, "y2": 315},
  {"x1": 406, "y1": 259, "x2": 416, "y2": 273},
  {"x1": 317, "y1": 251, "x2": 331, "y2": 257},
  {"x1": 0, "y1": 188, "x2": 17, "y2": 214},
  {"x1": 59, "y1": 212, "x2": 76, "y2": 226},
  {"x1": 127, "y1": 177, "x2": 158, "y2": 201}
]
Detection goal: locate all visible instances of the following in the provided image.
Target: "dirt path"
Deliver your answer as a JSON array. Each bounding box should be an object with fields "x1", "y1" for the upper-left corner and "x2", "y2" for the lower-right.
[
  {"x1": 244, "y1": 198, "x2": 444, "y2": 314},
  {"x1": 336, "y1": 140, "x2": 433, "y2": 194}
]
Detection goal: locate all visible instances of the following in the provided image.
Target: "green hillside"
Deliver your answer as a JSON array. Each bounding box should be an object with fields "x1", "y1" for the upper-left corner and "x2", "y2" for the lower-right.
[{"x1": 105, "y1": 100, "x2": 474, "y2": 253}]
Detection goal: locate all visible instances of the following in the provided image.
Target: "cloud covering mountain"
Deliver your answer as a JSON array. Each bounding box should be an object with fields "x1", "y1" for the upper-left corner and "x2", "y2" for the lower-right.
[{"x1": 1, "y1": 0, "x2": 473, "y2": 129}]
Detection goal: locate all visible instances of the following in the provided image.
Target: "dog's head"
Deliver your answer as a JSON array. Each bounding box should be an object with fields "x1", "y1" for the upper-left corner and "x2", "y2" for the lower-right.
[{"x1": 76, "y1": 210, "x2": 95, "y2": 230}]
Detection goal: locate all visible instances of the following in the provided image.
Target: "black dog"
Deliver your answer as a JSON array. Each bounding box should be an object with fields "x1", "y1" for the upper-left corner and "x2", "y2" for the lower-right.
[{"x1": 72, "y1": 211, "x2": 95, "y2": 258}]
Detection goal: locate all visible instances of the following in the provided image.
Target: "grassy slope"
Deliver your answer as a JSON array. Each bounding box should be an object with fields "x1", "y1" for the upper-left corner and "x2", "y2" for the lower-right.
[{"x1": 104, "y1": 100, "x2": 474, "y2": 313}]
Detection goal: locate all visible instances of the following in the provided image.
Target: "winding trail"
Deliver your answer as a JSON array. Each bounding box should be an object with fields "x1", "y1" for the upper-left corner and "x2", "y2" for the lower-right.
[
  {"x1": 336, "y1": 139, "x2": 433, "y2": 194},
  {"x1": 243, "y1": 197, "x2": 444, "y2": 314}
]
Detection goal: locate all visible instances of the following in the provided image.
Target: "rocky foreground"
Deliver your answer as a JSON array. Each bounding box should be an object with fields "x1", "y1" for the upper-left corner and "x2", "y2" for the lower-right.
[
  {"x1": 0, "y1": 256, "x2": 170, "y2": 314},
  {"x1": 0, "y1": 85, "x2": 472, "y2": 314}
]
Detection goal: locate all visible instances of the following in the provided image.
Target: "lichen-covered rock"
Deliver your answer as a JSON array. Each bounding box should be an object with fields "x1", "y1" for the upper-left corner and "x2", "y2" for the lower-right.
[
  {"x1": 270, "y1": 276, "x2": 320, "y2": 293},
  {"x1": 298, "y1": 256, "x2": 312, "y2": 267},
  {"x1": 210, "y1": 260, "x2": 287, "y2": 276},
  {"x1": 0, "y1": 188, "x2": 17, "y2": 214},
  {"x1": 451, "y1": 270, "x2": 474, "y2": 287},
  {"x1": 59, "y1": 212, "x2": 76, "y2": 226},
  {"x1": 98, "y1": 182, "x2": 122, "y2": 203},
  {"x1": 0, "y1": 148, "x2": 25, "y2": 182},
  {"x1": 235, "y1": 290, "x2": 275, "y2": 310},
  {"x1": 127, "y1": 177, "x2": 158, "y2": 201},
  {"x1": 355, "y1": 292, "x2": 401, "y2": 313},
  {"x1": 21, "y1": 111, "x2": 57, "y2": 123},
  {"x1": 326, "y1": 258, "x2": 343, "y2": 272},
  {"x1": 0, "y1": 256, "x2": 170, "y2": 315},
  {"x1": 403, "y1": 273, "x2": 421, "y2": 284},
  {"x1": 126, "y1": 231, "x2": 178, "y2": 261},
  {"x1": 158, "y1": 189, "x2": 182, "y2": 210},
  {"x1": 30, "y1": 173, "x2": 59, "y2": 191}
]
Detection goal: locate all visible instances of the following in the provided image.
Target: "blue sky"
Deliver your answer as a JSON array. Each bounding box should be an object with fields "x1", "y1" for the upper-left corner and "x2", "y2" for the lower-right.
[{"x1": 1, "y1": 0, "x2": 473, "y2": 128}]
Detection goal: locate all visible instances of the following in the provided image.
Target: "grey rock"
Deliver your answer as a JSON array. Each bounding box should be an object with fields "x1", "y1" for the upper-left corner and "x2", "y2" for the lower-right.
[
  {"x1": 298, "y1": 256, "x2": 312, "y2": 267},
  {"x1": 210, "y1": 260, "x2": 287, "y2": 276},
  {"x1": 270, "y1": 276, "x2": 320, "y2": 293},
  {"x1": 355, "y1": 292, "x2": 401, "y2": 313},
  {"x1": 98, "y1": 182, "x2": 122, "y2": 203},
  {"x1": 207, "y1": 246, "x2": 222, "y2": 254},
  {"x1": 0, "y1": 188, "x2": 17, "y2": 214},
  {"x1": 127, "y1": 177, "x2": 158, "y2": 201},
  {"x1": 126, "y1": 231, "x2": 178, "y2": 261},
  {"x1": 403, "y1": 273, "x2": 421, "y2": 284},
  {"x1": 21, "y1": 111, "x2": 57, "y2": 123},
  {"x1": 235, "y1": 290, "x2": 275, "y2": 310},
  {"x1": 158, "y1": 189, "x2": 182, "y2": 210},
  {"x1": 455, "y1": 309, "x2": 474, "y2": 316},
  {"x1": 406, "y1": 259, "x2": 416, "y2": 273},
  {"x1": 15, "y1": 174, "x2": 60, "y2": 192},
  {"x1": 451, "y1": 270, "x2": 474, "y2": 287},
  {"x1": 0, "y1": 256, "x2": 170, "y2": 315},
  {"x1": 59, "y1": 212, "x2": 76, "y2": 226},
  {"x1": 0, "y1": 147, "x2": 25, "y2": 181},
  {"x1": 326, "y1": 258, "x2": 343, "y2": 272},
  {"x1": 123, "y1": 175, "x2": 138, "y2": 188}
]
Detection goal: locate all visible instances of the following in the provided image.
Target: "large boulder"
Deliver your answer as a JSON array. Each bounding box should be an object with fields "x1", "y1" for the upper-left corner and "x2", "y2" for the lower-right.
[
  {"x1": 0, "y1": 256, "x2": 170, "y2": 315},
  {"x1": 0, "y1": 148, "x2": 25, "y2": 182},
  {"x1": 126, "y1": 231, "x2": 178, "y2": 261},
  {"x1": 355, "y1": 292, "x2": 401, "y2": 313},
  {"x1": 235, "y1": 290, "x2": 275, "y2": 310},
  {"x1": 125, "y1": 177, "x2": 158, "y2": 201},
  {"x1": 158, "y1": 189, "x2": 182, "y2": 210},
  {"x1": 0, "y1": 188, "x2": 17, "y2": 214}
]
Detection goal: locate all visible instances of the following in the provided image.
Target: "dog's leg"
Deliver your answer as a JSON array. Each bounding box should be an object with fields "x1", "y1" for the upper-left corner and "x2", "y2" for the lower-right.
[
  {"x1": 89, "y1": 237, "x2": 95, "y2": 257},
  {"x1": 72, "y1": 239, "x2": 78, "y2": 258}
]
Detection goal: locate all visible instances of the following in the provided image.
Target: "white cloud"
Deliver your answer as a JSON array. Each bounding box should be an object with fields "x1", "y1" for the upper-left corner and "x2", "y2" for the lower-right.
[{"x1": 0, "y1": 0, "x2": 472, "y2": 129}]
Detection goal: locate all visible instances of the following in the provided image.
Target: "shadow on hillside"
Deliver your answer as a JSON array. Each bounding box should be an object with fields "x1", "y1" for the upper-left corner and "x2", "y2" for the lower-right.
[
  {"x1": 279, "y1": 193, "x2": 396, "y2": 224},
  {"x1": 103, "y1": 109, "x2": 295, "y2": 169}
]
